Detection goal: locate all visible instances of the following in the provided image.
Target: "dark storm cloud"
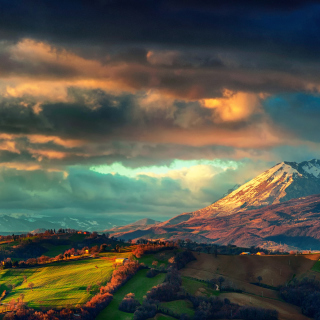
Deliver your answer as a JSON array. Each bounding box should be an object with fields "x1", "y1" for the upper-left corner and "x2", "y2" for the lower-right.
[
  {"x1": 0, "y1": 0, "x2": 320, "y2": 220},
  {"x1": 0, "y1": 88, "x2": 270, "y2": 168},
  {"x1": 0, "y1": 88, "x2": 257, "y2": 139},
  {"x1": 264, "y1": 94, "x2": 320, "y2": 143},
  {"x1": 1, "y1": 0, "x2": 319, "y2": 52}
]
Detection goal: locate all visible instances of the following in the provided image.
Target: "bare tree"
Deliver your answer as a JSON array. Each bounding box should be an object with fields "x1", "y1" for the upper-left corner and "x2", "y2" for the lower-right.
[{"x1": 28, "y1": 283, "x2": 34, "y2": 291}]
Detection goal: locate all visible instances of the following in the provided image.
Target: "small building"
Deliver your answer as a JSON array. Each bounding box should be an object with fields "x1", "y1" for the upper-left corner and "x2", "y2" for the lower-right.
[
  {"x1": 115, "y1": 258, "x2": 128, "y2": 264},
  {"x1": 256, "y1": 252, "x2": 266, "y2": 255},
  {"x1": 240, "y1": 252, "x2": 251, "y2": 255}
]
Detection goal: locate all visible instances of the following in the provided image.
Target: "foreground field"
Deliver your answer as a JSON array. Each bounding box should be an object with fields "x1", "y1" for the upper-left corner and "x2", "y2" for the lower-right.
[
  {"x1": 0, "y1": 253, "x2": 130, "y2": 310},
  {"x1": 179, "y1": 252, "x2": 319, "y2": 320}
]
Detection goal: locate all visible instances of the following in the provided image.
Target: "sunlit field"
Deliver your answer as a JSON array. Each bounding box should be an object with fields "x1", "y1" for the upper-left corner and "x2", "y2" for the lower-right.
[{"x1": 0, "y1": 253, "x2": 130, "y2": 310}]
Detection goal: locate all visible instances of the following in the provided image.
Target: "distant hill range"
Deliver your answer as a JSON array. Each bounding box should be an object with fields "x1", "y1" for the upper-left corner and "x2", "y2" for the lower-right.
[
  {"x1": 106, "y1": 218, "x2": 160, "y2": 234},
  {"x1": 112, "y1": 159, "x2": 320, "y2": 250},
  {"x1": 0, "y1": 214, "x2": 130, "y2": 235}
]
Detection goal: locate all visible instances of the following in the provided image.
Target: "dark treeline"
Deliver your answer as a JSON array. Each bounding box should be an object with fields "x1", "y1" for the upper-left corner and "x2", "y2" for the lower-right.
[
  {"x1": 280, "y1": 277, "x2": 320, "y2": 319},
  {"x1": 176, "y1": 239, "x2": 271, "y2": 256}
]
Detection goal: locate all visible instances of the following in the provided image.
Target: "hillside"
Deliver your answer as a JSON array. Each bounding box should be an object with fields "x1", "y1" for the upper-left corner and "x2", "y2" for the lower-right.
[
  {"x1": 110, "y1": 160, "x2": 320, "y2": 249},
  {"x1": 180, "y1": 252, "x2": 320, "y2": 320},
  {"x1": 106, "y1": 218, "x2": 160, "y2": 234},
  {"x1": 116, "y1": 193, "x2": 320, "y2": 249}
]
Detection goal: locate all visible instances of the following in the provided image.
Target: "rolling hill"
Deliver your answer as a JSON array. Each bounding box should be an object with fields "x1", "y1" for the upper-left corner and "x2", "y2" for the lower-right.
[{"x1": 106, "y1": 218, "x2": 160, "y2": 234}]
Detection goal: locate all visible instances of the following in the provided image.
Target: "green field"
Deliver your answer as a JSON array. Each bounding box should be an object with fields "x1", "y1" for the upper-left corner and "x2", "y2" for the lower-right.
[
  {"x1": 149, "y1": 314, "x2": 176, "y2": 320},
  {"x1": 312, "y1": 260, "x2": 320, "y2": 272},
  {"x1": 96, "y1": 269, "x2": 166, "y2": 320},
  {"x1": 41, "y1": 244, "x2": 73, "y2": 257},
  {"x1": 138, "y1": 250, "x2": 175, "y2": 268},
  {"x1": 181, "y1": 276, "x2": 219, "y2": 297},
  {"x1": 0, "y1": 253, "x2": 129, "y2": 309},
  {"x1": 161, "y1": 299, "x2": 194, "y2": 316}
]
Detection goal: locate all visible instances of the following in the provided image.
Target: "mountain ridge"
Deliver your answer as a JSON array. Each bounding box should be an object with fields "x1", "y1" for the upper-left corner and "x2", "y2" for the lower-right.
[
  {"x1": 112, "y1": 159, "x2": 320, "y2": 250},
  {"x1": 160, "y1": 159, "x2": 320, "y2": 225}
]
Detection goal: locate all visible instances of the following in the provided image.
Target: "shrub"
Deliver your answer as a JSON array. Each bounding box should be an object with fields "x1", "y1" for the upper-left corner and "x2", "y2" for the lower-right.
[
  {"x1": 146, "y1": 268, "x2": 158, "y2": 278},
  {"x1": 119, "y1": 293, "x2": 141, "y2": 313}
]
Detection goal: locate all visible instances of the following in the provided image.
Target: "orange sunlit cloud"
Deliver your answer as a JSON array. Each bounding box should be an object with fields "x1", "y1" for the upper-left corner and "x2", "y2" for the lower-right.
[
  {"x1": 27, "y1": 135, "x2": 84, "y2": 148},
  {"x1": 202, "y1": 90, "x2": 263, "y2": 122}
]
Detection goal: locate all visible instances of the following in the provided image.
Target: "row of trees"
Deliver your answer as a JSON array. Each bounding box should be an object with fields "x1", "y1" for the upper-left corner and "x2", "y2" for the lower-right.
[{"x1": 132, "y1": 243, "x2": 175, "y2": 259}]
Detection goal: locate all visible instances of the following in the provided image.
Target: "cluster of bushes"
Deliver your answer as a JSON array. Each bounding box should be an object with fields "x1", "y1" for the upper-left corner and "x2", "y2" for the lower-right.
[
  {"x1": 146, "y1": 268, "x2": 159, "y2": 278},
  {"x1": 133, "y1": 299, "x2": 158, "y2": 320},
  {"x1": 171, "y1": 250, "x2": 196, "y2": 270},
  {"x1": 146, "y1": 267, "x2": 185, "y2": 302},
  {"x1": 119, "y1": 293, "x2": 141, "y2": 313},
  {"x1": 280, "y1": 277, "x2": 320, "y2": 319}
]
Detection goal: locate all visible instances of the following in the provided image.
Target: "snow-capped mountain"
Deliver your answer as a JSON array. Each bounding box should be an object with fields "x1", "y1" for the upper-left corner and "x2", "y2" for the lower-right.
[
  {"x1": 192, "y1": 159, "x2": 320, "y2": 218},
  {"x1": 115, "y1": 160, "x2": 320, "y2": 249},
  {"x1": 162, "y1": 159, "x2": 320, "y2": 224}
]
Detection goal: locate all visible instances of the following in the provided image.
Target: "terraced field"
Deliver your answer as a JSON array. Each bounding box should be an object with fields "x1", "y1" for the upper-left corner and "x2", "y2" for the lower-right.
[{"x1": 0, "y1": 253, "x2": 130, "y2": 310}]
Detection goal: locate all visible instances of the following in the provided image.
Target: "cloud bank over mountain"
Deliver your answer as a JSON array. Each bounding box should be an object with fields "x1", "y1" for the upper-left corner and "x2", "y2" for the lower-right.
[{"x1": 0, "y1": 1, "x2": 319, "y2": 219}]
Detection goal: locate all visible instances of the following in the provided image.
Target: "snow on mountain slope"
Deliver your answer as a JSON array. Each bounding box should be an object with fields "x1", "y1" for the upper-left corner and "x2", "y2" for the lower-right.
[{"x1": 164, "y1": 159, "x2": 320, "y2": 222}]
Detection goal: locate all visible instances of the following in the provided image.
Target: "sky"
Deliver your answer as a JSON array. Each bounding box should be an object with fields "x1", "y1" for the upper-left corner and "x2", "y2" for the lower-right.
[{"x1": 0, "y1": 0, "x2": 320, "y2": 221}]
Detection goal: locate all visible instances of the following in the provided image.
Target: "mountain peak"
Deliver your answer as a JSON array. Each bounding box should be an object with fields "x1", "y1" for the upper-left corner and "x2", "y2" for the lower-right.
[{"x1": 187, "y1": 159, "x2": 320, "y2": 219}]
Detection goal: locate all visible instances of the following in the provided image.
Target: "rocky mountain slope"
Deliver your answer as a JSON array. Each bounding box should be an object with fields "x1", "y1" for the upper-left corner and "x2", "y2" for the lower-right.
[
  {"x1": 115, "y1": 193, "x2": 320, "y2": 249},
  {"x1": 162, "y1": 159, "x2": 320, "y2": 225}
]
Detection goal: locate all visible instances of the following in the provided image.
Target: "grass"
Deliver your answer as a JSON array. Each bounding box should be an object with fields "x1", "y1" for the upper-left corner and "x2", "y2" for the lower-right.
[
  {"x1": 181, "y1": 276, "x2": 219, "y2": 297},
  {"x1": 41, "y1": 244, "x2": 72, "y2": 257},
  {"x1": 0, "y1": 254, "x2": 128, "y2": 310},
  {"x1": 149, "y1": 314, "x2": 176, "y2": 320},
  {"x1": 96, "y1": 269, "x2": 166, "y2": 320},
  {"x1": 161, "y1": 300, "x2": 194, "y2": 316},
  {"x1": 312, "y1": 260, "x2": 320, "y2": 272},
  {"x1": 138, "y1": 250, "x2": 175, "y2": 268},
  {"x1": 68, "y1": 234, "x2": 87, "y2": 242}
]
